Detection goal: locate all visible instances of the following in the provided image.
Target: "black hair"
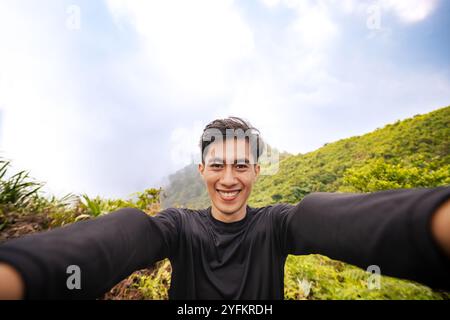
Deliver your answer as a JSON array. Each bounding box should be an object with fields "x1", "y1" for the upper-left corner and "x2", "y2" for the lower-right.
[{"x1": 199, "y1": 116, "x2": 264, "y2": 164}]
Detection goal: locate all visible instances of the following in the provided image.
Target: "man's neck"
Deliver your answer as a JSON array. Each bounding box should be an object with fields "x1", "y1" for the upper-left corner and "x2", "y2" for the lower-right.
[{"x1": 211, "y1": 204, "x2": 247, "y2": 223}]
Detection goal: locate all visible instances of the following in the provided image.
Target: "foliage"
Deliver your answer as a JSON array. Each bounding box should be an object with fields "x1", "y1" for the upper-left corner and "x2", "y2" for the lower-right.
[
  {"x1": 248, "y1": 106, "x2": 449, "y2": 205},
  {"x1": 342, "y1": 159, "x2": 450, "y2": 192},
  {"x1": 284, "y1": 255, "x2": 447, "y2": 300},
  {"x1": 0, "y1": 158, "x2": 43, "y2": 208},
  {"x1": 80, "y1": 188, "x2": 162, "y2": 218},
  {"x1": 134, "y1": 259, "x2": 172, "y2": 300}
]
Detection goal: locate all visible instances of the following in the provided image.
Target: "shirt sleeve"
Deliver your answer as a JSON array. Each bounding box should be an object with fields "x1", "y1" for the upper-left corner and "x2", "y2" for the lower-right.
[
  {"x1": 277, "y1": 186, "x2": 450, "y2": 291},
  {"x1": 150, "y1": 207, "x2": 181, "y2": 259},
  {"x1": 0, "y1": 207, "x2": 172, "y2": 299}
]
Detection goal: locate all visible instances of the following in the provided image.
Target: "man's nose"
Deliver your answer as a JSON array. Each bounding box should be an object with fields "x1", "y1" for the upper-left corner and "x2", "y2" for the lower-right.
[{"x1": 220, "y1": 165, "x2": 237, "y2": 185}]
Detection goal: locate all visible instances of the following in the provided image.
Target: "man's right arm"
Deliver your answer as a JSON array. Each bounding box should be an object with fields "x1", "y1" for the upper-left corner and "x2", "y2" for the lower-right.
[
  {"x1": 0, "y1": 208, "x2": 170, "y2": 299},
  {"x1": 280, "y1": 187, "x2": 450, "y2": 290}
]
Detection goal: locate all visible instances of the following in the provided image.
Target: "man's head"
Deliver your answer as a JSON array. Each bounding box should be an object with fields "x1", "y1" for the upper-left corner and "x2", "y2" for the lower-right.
[{"x1": 198, "y1": 117, "x2": 264, "y2": 221}]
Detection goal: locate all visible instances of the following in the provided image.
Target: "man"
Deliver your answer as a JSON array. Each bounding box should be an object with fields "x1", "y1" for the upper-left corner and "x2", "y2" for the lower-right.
[{"x1": 0, "y1": 117, "x2": 449, "y2": 299}]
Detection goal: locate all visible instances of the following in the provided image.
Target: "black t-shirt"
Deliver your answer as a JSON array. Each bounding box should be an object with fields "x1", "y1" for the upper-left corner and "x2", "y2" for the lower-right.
[
  {"x1": 157, "y1": 205, "x2": 289, "y2": 299},
  {"x1": 0, "y1": 187, "x2": 449, "y2": 299}
]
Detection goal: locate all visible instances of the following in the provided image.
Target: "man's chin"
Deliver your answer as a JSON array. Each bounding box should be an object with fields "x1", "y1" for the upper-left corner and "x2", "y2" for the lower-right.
[
  {"x1": 218, "y1": 208, "x2": 239, "y2": 215},
  {"x1": 214, "y1": 203, "x2": 244, "y2": 215}
]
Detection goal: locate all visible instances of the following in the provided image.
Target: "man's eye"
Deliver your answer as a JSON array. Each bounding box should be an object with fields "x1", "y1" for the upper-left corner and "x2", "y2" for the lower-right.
[
  {"x1": 236, "y1": 164, "x2": 248, "y2": 170},
  {"x1": 210, "y1": 163, "x2": 223, "y2": 169}
]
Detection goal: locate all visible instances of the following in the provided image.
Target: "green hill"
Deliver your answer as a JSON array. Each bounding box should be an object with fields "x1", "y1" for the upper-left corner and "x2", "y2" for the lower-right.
[
  {"x1": 163, "y1": 106, "x2": 450, "y2": 209},
  {"x1": 161, "y1": 162, "x2": 210, "y2": 209},
  {"x1": 249, "y1": 106, "x2": 449, "y2": 205}
]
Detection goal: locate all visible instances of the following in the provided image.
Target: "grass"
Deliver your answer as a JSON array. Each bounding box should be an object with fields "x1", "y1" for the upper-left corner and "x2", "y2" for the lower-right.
[
  {"x1": 0, "y1": 158, "x2": 42, "y2": 208},
  {"x1": 284, "y1": 255, "x2": 449, "y2": 300}
]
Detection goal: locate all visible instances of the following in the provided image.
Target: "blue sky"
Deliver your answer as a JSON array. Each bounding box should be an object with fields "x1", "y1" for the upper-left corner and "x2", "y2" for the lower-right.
[{"x1": 0, "y1": 0, "x2": 449, "y2": 198}]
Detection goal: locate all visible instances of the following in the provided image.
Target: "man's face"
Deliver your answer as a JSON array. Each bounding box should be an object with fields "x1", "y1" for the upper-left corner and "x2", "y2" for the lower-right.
[{"x1": 198, "y1": 138, "x2": 260, "y2": 217}]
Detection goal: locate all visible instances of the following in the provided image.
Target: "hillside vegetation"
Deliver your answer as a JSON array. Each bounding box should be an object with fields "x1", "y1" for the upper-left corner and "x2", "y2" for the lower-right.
[
  {"x1": 250, "y1": 106, "x2": 449, "y2": 205},
  {"x1": 163, "y1": 106, "x2": 449, "y2": 208}
]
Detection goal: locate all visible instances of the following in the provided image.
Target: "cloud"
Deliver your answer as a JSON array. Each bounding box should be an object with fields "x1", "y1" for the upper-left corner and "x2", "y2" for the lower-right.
[
  {"x1": 260, "y1": 0, "x2": 281, "y2": 8},
  {"x1": 262, "y1": 0, "x2": 440, "y2": 24},
  {"x1": 105, "y1": 0, "x2": 262, "y2": 173},
  {"x1": 136, "y1": 0, "x2": 449, "y2": 161},
  {"x1": 0, "y1": 1, "x2": 177, "y2": 198},
  {"x1": 0, "y1": 1, "x2": 85, "y2": 196},
  {"x1": 259, "y1": 0, "x2": 339, "y2": 50},
  {"x1": 106, "y1": 0, "x2": 255, "y2": 98},
  {"x1": 289, "y1": 2, "x2": 338, "y2": 50},
  {"x1": 380, "y1": 0, "x2": 440, "y2": 23}
]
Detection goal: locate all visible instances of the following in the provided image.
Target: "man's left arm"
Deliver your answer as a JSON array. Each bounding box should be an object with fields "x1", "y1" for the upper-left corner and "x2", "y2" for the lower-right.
[{"x1": 282, "y1": 187, "x2": 450, "y2": 290}]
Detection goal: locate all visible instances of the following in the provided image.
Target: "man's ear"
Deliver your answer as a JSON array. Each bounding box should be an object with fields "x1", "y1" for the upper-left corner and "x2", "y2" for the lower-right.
[
  {"x1": 198, "y1": 163, "x2": 205, "y2": 176},
  {"x1": 254, "y1": 164, "x2": 261, "y2": 180}
]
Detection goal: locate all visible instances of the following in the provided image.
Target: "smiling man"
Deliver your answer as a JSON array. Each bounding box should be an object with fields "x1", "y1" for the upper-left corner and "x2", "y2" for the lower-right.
[
  {"x1": 0, "y1": 117, "x2": 449, "y2": 299},
  {"x1": 198, "y1": 117, "x2": 262, "y2": 223}
]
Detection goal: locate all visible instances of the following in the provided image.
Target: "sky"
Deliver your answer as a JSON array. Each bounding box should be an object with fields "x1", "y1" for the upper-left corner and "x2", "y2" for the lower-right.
[{"x1": 0, "y1": 0, "x2": 449, "y2": 199}]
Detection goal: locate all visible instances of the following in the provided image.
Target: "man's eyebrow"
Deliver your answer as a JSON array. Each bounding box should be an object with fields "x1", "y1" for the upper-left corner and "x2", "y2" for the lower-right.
[
  {"x1": 235, "y1": 158, "x2": 250, "y2": 164},
  {"x1": 207, "y1": 157, "x2": 224, "y2": 164},
  {"x1": 207, "y1": 158, "x2": 250, "y2": 164}
]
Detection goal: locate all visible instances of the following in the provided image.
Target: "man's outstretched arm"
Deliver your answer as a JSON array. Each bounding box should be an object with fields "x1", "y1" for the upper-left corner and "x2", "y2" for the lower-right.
[
  {"x1": 0, "y1": 208, "x2": 169, "y2": 299},
  {"x1": 282, "y1": 187, "x2": 450, "y2": 290}
]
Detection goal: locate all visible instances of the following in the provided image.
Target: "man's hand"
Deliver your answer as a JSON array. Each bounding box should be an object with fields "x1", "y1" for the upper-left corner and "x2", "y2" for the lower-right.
[
  {"x1": 0, "y1": 263, "x2": 24, "y2": 299},
  {"x1": 431, "y1": 198, "x2": 450, "y2": 258}
]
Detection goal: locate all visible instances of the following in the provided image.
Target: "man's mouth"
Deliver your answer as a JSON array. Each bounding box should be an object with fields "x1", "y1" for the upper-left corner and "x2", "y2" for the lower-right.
[{"x1": 216, "y1": 189, "x2": 241, "y2": 201}]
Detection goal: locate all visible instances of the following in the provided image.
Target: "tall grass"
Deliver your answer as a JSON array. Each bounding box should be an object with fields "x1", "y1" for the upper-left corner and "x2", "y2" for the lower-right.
[
  {"x1": 0, "y1": 158, "x2": 42, "y2": 208},
  {"x1": 79, "y1": 188, "x2": 162, "y2": 218}
]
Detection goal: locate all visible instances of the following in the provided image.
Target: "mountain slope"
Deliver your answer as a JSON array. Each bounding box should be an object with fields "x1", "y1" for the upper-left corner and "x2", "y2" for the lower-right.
[
  {"x1": 249, "y1": 105, "x2": 449, "y2": 206},
  {"x1": 162, "y1": 106, "x2": 449, "y2": 209}
]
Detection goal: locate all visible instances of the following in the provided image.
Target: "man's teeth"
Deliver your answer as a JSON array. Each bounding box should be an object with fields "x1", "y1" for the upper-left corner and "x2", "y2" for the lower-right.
[{"x1": 218, "y1": 190, "x2": 240, "y2": 197}]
